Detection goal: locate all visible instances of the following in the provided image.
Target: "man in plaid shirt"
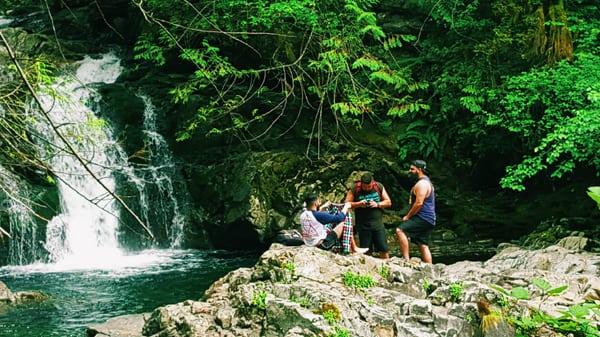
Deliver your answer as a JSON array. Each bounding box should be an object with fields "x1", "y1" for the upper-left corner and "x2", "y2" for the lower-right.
[{"x1": 300, "y1": 193, "x2": 368, "y2": 254}]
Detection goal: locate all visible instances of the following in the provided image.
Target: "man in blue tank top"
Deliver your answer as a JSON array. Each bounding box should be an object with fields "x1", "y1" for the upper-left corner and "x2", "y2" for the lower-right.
[{"x1": 395, "y1": 160, "x2": 436, "y2": 264}]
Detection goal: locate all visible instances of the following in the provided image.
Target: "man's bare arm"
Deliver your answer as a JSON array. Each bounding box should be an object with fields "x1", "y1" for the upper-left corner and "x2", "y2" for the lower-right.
[
  {"x1": 376, "y1": 187, "x2": 392, "y2": 209},
  {"x1": 345, "y1": 189, "x2": 367, "y2": 208},
  {"x1": 403, "y1": 181, "x2": 430, "y2": 220}
]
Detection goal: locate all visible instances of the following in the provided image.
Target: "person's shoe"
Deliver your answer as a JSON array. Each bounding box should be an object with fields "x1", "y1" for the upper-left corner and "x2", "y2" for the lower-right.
[{"x1": 353, "y1": 247, "x2": 369, "y2": 254}]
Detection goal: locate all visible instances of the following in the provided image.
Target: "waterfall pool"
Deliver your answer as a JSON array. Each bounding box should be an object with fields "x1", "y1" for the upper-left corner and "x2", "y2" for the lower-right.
[{"x1": 0, "y1": 249, "x2": 258, "y2": 337}]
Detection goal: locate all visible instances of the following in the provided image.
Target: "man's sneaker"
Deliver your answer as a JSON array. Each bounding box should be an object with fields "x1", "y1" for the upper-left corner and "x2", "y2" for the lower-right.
[{"x1": 353, "y1": 247, "x2": 369, "y2": 254}]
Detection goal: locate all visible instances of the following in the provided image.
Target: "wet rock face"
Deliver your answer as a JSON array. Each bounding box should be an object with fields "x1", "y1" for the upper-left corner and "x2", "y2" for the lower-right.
[
  {"x1": 137, "y1": 244, "x2": 600, "y2": 337},
  {"x1": 184, "y1": 150, "x2": 404, "y2": 249},
  {"x1": 0, "y1": 280, "x2": 47, "y2": 304}
]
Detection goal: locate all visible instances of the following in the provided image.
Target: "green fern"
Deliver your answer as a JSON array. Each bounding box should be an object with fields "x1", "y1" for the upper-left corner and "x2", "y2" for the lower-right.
[{"x1": 352, "y1": 56, "x2": 384, "y2": 71}]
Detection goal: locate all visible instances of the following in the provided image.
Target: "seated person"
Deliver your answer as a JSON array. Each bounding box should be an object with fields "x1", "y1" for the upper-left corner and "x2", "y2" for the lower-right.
[{"x1": 299, "y1": 193, "x2": 367, "y2": 253}]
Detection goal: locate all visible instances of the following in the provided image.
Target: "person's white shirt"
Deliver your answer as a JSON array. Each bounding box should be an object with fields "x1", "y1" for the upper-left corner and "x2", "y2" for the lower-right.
[{"x1": 299, "y1": 210, "x2": 327, "y2": 246}]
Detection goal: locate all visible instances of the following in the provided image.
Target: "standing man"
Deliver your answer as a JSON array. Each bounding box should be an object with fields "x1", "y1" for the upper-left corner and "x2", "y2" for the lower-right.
[
  {"x1": 345, "y1": 172, "x2": 392, "y2": 259},
  {"x1": 396, "y1": 160, "x2": 435, "y2": 264}
]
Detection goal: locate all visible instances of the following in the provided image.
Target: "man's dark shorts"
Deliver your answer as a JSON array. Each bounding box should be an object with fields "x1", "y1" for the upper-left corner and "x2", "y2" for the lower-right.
[
  {"x1": 399, "y1": 216, "x2": 434, "y2": 245},
  {"x1": 319, "y1": 231, "x2": 339, "y2": 250},
  {"x1": 358, "y1": 228, "x2": 388, "y2": 253}
]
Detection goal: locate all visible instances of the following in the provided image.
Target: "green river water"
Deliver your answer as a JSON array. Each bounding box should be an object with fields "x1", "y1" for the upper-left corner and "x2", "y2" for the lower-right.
[{"x1": 0, "y1": 249, "x2": 258, "y2": 337}]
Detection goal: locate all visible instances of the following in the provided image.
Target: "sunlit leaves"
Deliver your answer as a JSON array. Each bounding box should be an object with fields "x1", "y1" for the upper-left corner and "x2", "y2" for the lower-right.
[
  {"x1": 133, "y1": 34, "x2": 166, "y2": 66},
  {"x1": 490, "y1": 53, "x2": 600, "y2": 190},
  {"x1": 351, "y1": 56, "x2": 384, "y2": 71},
  {"x1": 588, "y1": 186, "x2": 600, "y2": 209}
]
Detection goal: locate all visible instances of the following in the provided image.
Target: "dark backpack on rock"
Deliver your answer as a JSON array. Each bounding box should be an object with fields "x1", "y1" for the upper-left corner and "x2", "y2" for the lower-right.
[{"x1": 273, "y1": 229, "x2": 304, "y2": 246}]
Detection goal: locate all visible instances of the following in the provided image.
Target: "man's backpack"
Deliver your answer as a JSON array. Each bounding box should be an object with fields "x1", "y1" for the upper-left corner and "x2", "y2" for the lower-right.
[
  {"x1": 354, "y1": 181, "x2": 383, "y2": 199},
  {"x1": 273, "y1": 229, "x2": 304, "y2": 246}
]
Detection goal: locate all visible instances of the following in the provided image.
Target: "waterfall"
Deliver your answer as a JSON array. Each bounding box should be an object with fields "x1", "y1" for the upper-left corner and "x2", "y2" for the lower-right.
[
  {"x1": 35, "y1": 53, "x2": 125, "y2": 265},
  {"x1": 0, "y1": 166, "x2": 42, "y2": 265},
  {"x1": 124, "y1": 94, "x2": 189, "y2": 247},
  {"x1": 2, "y1": 52, "x2": 192, "y2": 267}
]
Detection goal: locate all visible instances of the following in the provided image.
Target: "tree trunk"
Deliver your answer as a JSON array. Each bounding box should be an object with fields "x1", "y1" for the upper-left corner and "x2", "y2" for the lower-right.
[{"x1": 547, "y1": 0, "x2": 573, "y2": 64}]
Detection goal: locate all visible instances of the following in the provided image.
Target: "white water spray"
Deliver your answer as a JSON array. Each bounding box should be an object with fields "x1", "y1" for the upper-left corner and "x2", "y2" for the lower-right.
[
  {"x1": 36, "y1": 54, "x2": 125, "y2": 266},
  {"x1": 0, "y1": 17, "x2": 12, "y2": 28}
]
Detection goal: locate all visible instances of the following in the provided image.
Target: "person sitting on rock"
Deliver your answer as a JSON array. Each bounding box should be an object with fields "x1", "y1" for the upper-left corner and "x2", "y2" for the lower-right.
[{"x1": 300, "y1": 193, "x2": 368, "y2": 254}]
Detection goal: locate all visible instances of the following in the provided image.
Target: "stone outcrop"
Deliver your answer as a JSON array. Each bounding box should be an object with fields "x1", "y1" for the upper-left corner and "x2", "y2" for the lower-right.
[
  {"x1": 87, "y1": 314, "x2": 147, "y2": 337},
  {"x1": 104, "y1": 243, "x2": 600, "y2": 337},
  {"x1": 0, "y1": 280, "x2": 47, "y2": 304}
]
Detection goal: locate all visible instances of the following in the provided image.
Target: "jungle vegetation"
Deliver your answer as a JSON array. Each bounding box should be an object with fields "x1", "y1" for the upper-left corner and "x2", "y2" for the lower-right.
[
  {"x1": 131, "y1": 0, "x2": 600, "y2": 191},
  {"x1": 0, "y1": 0, "x2": 599, "y2": 192}
]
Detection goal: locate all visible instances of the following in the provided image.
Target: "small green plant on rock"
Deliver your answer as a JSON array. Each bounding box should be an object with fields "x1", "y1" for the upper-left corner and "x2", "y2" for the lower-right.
[
  {"x1": 477, "y1": 299, "x2": 505, "y2": 334},
  {"x1": 531, "y1": 277, "x2": 568, "y2": 309},
  {"x1": 252, "y1": 290, "x2": 267, "y2": 310},
  {"x1": 290, "y1": 294, "x2": 312, "y2": 308},
  {"x1": 320, "y1": 303, "x2": 342, "y2": 325},
  {"x1": 449, "y1": 282, "x2": 463, "y2": 302},
  {"x1": 378, "y1": 265, "x2": 390, "y2": 279},
  {"x1": 365, "y1": 295, "x2": 375, "y2": 306},
  {"x1": 422, "y1": 278, "x2": 433, "y2": 295},
  {"x1": 342, "y1": 271, "x2": 376, "y2": 290},
  {"x1": 495, "y1": 294, "x2": 509, "y2": 308},
  {"x1": 327, "y1": 326, "x2": 350, "y2": 337},
  {"x1": 283, "y1": 261, "x2": 296, "y2": 273}
]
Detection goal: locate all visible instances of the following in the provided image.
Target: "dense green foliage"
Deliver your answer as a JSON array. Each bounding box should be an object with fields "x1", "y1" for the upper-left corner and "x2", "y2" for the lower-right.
[
  {"x1": 130, "y1": 0, "x2": 600, "y2": 190},
  {"x1": 1, "y1": 0, "x2": 598, "y2": 193},
  {"x1": 342, "y1": 271, "x2": 376, "y2": 289},
  {"x1": 134, "y1": 0, "x2": 428, "y2": 144},
  {"x1": 396, "y1": 0, "x2": 600, "y2": 189}
]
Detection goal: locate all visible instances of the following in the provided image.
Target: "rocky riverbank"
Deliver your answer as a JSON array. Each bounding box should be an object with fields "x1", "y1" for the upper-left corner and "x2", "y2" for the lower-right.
[{"x1": 89, "y1": 241, "x2": 600, "y2": 337}]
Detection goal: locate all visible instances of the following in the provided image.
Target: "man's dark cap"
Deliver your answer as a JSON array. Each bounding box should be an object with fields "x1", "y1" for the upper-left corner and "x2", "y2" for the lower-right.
[
  {"x1": 411, "y1": 159, "x2": 429, "y2": 174},
  {"x1": 360, "y1": 172, "x2": 373, "y2": 184}
]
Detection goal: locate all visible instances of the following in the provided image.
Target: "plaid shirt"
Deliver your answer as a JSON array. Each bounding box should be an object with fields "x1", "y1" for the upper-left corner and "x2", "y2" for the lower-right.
[{"x1": 325, "y1": 205, "x2": 353, "y2": 254}]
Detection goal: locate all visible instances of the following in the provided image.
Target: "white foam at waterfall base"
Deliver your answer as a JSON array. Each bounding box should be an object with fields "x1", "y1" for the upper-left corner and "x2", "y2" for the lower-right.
[
  {"x1": 37, "y1": 53, "x2": 126, "y2": 266},
  {"x1": 0, "y1": 249, "x2": 185, "y2": 274}
]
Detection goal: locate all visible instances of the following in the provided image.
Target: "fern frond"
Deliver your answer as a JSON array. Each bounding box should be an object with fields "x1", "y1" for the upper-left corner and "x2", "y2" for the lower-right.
[{"x1": 352, "y1": 56, "x2": 384, "y2": 71}]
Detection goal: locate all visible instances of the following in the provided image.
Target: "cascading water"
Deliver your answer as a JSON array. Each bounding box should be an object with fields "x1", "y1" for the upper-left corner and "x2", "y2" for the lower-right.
[
  {"x1": 0, "y1": 16, "x2": 12, "y2": 28},
  {"x1": 0, "y1": 49, "x2": 256, "y2": 337},
  {"x1": 128, "y1": 94, "x2": 189, "y2": 247},
  {"x1": 19, "y1": 52, "x2": 191, "y2": 268},
  {"x1": 0, "y1": 166, "x2": 42, "y2": 265},
  {"x1": 35, "y1": 53, "x2": 125, "y2": 266}
]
